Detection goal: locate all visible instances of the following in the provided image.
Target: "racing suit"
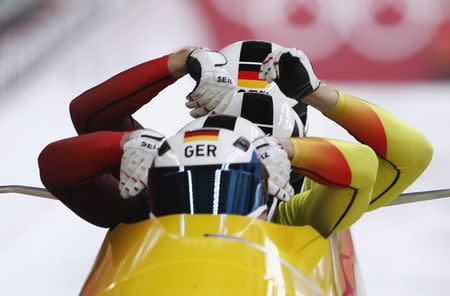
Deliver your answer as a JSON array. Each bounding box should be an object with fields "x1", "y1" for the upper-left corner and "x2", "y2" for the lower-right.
[
  {"x1": 277, "y1": 91, "x2": 433, "y2": 237},
  {"x1": 39, "y1": 55, "x2": 432, "y2": 235},
  {"x1": 39, "y1": 55, "x2": 175, "y2": 227}
]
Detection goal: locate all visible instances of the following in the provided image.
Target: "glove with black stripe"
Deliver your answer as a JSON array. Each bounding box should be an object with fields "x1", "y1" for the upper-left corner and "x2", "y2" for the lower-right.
[
  {"x1": 259, "y1": 48, "x2": 320, "y2": 101},
  {"x1": 185, "y1": 48, "x2": 235, "y2": 118}
]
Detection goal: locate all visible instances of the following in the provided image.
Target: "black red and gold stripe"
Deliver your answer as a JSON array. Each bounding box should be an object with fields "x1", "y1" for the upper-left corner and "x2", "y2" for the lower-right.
[
  {"x1": 237, "y1": 41, "x2": 272, "y2": 89},
  {"x1": 184, "y1": 130, "x2": 219, "y2": 143}
]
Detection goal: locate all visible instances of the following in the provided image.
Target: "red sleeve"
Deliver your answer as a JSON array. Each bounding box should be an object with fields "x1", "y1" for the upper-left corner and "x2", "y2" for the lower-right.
[
  {"x1": 70, "y1": 55, "x2": 178, "y2": 134},
  {"x1": 38, "y1": 131, "x2": 150, "y2": 228},
  {"x1": 38, "y1": 131, "x2": 125, "y2": 187}
]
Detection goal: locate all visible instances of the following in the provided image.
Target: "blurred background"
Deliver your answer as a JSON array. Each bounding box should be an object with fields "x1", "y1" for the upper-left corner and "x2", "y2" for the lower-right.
[{"x1": 0, "y1": 0, "x2": 449, "y2": 294}]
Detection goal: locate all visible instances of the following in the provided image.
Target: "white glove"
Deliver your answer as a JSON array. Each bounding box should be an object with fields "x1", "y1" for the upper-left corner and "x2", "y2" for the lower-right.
[
  {"x1": 119, "y1": 129, "x2": 164, "y2": 199},
  {"x1": 253, "y1": 136, "x2": 294, "y2": 201},
  {"x1": 186, "y1": 48, "x2": 236, "y2": 118},
  {"x1": 259, "y1": 48, "x2": 320, "y2": 101}
]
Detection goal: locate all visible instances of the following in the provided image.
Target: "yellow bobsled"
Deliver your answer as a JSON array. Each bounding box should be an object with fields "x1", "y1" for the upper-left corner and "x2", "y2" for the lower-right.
[{"x1": 81, "y1": 214, "x2": 363, "y2": 295}]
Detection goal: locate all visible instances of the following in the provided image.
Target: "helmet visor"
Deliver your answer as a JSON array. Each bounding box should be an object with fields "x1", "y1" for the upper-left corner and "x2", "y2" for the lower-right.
[{"x1": 148, "y1": 162, "x2": 268, "y2": 216}]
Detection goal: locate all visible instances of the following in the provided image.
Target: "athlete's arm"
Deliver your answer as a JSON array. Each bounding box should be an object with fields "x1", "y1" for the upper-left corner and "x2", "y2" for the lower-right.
[
  {"x1": 70, "y1": 47, "x2": 197, "y2": 134},
  {"x1": 304, "y1": 85, "x2": 433, "y2": 209},
  {"x1": 264, "y1": 46, "x2": 433, "y2": 209},
  {"x1": 277, "y1": 137, "x2": 378, "y2": 237},
  {"x1": 265, "y1": 47, "x2": 432, "y2": 236},
  {"x1": 302, "y1": 83, "x2": 338, "y2": 113},
  {"x1": 38, "y1": 131, "x2": 148, "y2": 228}
]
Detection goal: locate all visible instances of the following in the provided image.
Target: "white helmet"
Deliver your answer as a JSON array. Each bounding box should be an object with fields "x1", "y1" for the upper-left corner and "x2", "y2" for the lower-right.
[
  {"x1": 219, "y1": 40, "x2": 308, "y2": 136},
  {"x1": 221, "y1": 92, "x2": 305, "y2": 137},
  {"x1": 189, "y1": 111, "x2": 304, "y2": 195},
  {"x1": 220, "y1": 40, "x2": 282, "y2": 94},
  {"x1": 148, "y1": 127, "x2": 270, "y2": 218}
]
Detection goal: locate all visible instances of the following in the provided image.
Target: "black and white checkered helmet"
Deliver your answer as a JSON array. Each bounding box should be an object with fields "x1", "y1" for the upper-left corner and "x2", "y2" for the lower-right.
[{"x1": 219, "y1": 40, "x2": 308, "y2": 136}]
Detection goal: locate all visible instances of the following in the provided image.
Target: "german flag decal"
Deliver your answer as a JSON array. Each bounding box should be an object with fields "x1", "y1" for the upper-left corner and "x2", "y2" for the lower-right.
[
  {"x1": 184, "y1": 130, "x2": 219, "y2": 143},
  {"x1": 238, "y1": 41, "x2": 272, "y2": 89},
  {"x1": 238, "y1": 64, "x2": 268, "y2": 88}
]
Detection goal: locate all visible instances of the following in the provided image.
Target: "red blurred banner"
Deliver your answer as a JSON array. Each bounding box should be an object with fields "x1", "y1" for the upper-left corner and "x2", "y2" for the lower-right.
[{"x1": 197, "y1": 0, "x2": 450, "y2": 81}]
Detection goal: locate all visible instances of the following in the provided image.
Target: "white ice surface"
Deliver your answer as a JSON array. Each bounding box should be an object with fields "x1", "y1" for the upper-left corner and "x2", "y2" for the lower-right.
[{"x1": 1, "y1": 1, "x2": 450, "y2": 295}]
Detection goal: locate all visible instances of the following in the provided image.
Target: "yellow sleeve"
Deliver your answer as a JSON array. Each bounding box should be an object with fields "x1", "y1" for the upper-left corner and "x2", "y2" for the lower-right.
[
  {"x1": 325, "y1": 91, "x2": 433, "y2": 210},
  {"x1": 276, "y1": 91, "x2": 432, "y2": 237},
  {"x1": 277, "y1": 137, "x2": 379, "y2": 237}
]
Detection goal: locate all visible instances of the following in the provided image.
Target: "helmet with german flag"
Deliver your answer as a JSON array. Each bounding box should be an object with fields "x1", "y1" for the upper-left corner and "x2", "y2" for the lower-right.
[
  {"x1": 148, "y1": 121, "x2": 270, "y2": 219},
  {"x1": 178, "y1": 114, "x2": 265, "y2": 141},
  {"x1": 219, "y1": 40, "x2": 308, "y2": 137},
  {"x1": 220, "y1": 40, "x2": 282, "y2": 92}
]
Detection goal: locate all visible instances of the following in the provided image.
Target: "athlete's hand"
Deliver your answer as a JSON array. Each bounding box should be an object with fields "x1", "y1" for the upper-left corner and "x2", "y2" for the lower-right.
[
  {"x1": 119, "y1": 129, "x2": 165, "y2": 199},
  {"x1": 253, "y1": 136, "x2": 294, "y2": 201},
  {"x1": 186, "y1": 48, "x2": 235, "y2": 118},
  {"x1": 259, "y1": 48, "x2": 320, "y2": 101}
]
